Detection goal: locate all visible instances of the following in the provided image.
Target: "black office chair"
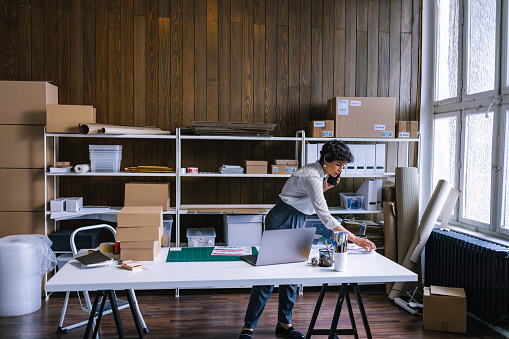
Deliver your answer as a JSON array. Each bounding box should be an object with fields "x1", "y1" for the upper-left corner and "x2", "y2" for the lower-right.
[{"x1": 57, "y1": 224, "x2": 148, "y2": 335}]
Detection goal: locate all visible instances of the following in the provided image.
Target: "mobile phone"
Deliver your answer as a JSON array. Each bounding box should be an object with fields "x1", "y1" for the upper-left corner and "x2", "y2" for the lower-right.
[{"x1": 327, "y1": 175, "x2": 339, "y2": 186}]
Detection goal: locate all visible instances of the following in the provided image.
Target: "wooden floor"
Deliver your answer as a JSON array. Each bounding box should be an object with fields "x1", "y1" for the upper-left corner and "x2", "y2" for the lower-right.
[{"x1": 0, "y1": 285, "x2": 504, "y2": 339}]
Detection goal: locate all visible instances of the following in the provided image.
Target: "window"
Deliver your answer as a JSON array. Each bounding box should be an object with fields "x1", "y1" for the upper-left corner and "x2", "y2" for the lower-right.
[
  {"x1": 461, "y1": 111, "x2": 493, "y2": 225},
  {"x1": 433, "y1": 0, "x2": 508, "y2": 236},
  {"x1": 435, "y1": 0, "x2": 459, "y2": 101},
  {"x1": 466, "y1": 0, "x2": 496, "y2": 95}
]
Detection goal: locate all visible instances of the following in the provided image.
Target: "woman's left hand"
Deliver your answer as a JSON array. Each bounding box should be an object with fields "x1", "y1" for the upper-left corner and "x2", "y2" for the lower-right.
[
  {"x1": 323, "y1": 175, "x2": 335, "y2": 192},
  {"x1": 353, "y1": 236, "x2": 376, "y2": 252}
]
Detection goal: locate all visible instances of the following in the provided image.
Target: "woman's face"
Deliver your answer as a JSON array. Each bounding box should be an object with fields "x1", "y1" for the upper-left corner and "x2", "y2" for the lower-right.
[{"x1": 324, "y1": 159, "x2": 347, "y2": 178}]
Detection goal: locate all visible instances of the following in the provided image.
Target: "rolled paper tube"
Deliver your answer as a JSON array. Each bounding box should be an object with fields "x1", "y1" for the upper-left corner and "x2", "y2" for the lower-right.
[
  {"x1": 389, "y1": 179, "x2": 452, "y2": 300},
  {"x1": 395, "y1": 167, "x2": 419, "y2": 265},
  {"x1": 74, "y1": 164, "x2": 90, "y2": 174}
]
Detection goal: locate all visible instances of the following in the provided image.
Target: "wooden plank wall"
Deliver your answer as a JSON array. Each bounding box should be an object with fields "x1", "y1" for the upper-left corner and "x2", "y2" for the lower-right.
[{"x1": 0, "y1": 0, "x2": 421, "y2": 239}]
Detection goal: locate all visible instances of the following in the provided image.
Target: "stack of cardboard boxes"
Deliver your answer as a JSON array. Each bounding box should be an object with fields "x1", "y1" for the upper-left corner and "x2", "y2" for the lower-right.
[
  {"x1": 118, "y1": 182, "x2": 171, "y2": 260},
  {"x1": 0, "y1": 81, "x2": 57, "y2": 237}
]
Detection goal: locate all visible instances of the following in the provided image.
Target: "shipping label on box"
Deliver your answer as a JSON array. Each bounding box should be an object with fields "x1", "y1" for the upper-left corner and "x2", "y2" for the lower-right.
[
  {"x1": 326, "y1": 97, "x2": 395, "y2": 138},
  {"x1": 116, "y1": 225, "x2": 163, "y2": 242},
  {"x1": 307, "y1": 120, "x2": 334, "y2": 138},
  {"x1": 423, "y1": 286, "x2": 467, "y2": 334},
  {"x1": 124, "y1": 182, "x2": 171, "y2": 210},
  {"x1": 117, "y1": 206, "x2": 163, "y2": 227},
  {"x1": 272, "y1": 165, "x2": 298, "y2": 174},
  {"x1": 46, "y1": 104, "x2": 96, "y2": 133}
]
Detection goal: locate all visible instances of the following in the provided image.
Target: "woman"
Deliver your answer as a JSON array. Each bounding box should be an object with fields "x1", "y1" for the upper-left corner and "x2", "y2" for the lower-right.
[{"x1": 239, "y1": 139, "x2": 376, "y2": 339}]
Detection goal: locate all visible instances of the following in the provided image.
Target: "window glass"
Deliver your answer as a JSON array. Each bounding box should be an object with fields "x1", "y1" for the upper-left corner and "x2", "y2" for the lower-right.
[
  {"x1": 463, "y1": 112, "x2": 493, "y2": 224},
  {"x1": 436, "y1": 0, "x2": 459, "y2": 101},
  {"x1": 433, "y1": 115, "x2": 458, "y2": 189},
  {"x1": 504, "y1": 111, "x2": 509, "y2": 228},
  {"x1": 466, "y1": 0, "x2": 496, "y2": 94}
]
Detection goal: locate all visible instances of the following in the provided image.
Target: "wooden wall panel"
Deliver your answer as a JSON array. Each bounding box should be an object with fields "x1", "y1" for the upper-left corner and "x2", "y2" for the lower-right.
[{"x1": 0, "y1": 0, "x2": 422, "y2": 213}]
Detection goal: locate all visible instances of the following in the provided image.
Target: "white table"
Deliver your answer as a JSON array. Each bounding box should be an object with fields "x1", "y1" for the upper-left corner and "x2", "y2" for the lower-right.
[{"x1": 47, "y1": 248, "x2": 417, "y2": 338}]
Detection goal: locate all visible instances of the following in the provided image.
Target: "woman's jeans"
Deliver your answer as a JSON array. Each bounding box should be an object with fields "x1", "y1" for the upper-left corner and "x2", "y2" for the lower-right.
[{"x1": 244, "y1": 199, "x2": 306, "y2": 329}]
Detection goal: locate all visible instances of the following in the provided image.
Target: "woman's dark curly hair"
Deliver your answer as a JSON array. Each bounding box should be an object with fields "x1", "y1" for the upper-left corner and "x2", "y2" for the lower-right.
[{"x1": 319, "y1": 140, "x2": 354, "y2": 165}]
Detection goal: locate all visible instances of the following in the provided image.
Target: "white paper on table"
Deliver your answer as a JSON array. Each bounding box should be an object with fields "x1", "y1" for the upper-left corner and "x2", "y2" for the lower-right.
[
  {"x1": 211, "y1": 246, "x2": 252, "y2": 256},
  {"x1": 347, "y1": 243, "x2": 374, "y2": 254}
]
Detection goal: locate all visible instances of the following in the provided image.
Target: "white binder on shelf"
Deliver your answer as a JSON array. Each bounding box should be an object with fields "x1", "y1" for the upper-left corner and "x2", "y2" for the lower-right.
[
  {"x1": 375, "y1": 144, "x2": 386, "y2": 175},
  {"x1": 375, "y1": 178, "x2": 382, "y2": 209},
  {"x1": 345, "y1": 144, "x2": 357, "y2": 175},
  {"x1": 305, "y1": 143, "x2": 318, "y2": 164},
  {"x1": 356, "y1": 179, "x2": 378, "y2": 210},
  {"x1": 355, "y1": 145, "x2": 366, "y2": 176},
  {"x1": 365, "y1": 144, "x2": 376, "y2": 176}
]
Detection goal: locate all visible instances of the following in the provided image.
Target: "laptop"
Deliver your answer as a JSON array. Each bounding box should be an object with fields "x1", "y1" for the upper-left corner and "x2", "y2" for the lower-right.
[{"x1": 240, "y1": 227, "x2": 316, "y2": 266}]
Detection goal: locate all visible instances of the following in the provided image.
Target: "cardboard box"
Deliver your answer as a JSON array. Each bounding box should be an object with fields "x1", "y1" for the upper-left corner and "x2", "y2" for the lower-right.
[
  {"x1": 120, "y1": 245, "x2": 161, "y2": 261},
  {"x1": 396, "y1": 121, "x2": 419, "y2": 138},
  {"x1": 116, "y1": 226, "x2": 163, "y2": 242},
  {"x1": 46, "y1": 104, "x2": 96, "y2": 133},
  {"x1": 0, "y1": 169, "x2": 53, "y2": 211},
  {"x1": 0, "y1": 125, "x2": 53, "y2": 168},
  {"x1": 117, "y1": 206, "x2": 163, "y2": 228},
  {"x1": 271, "y1": 165, "x2": 298, "y2": 174},
  {"x1": 0, "y1": 212, "x2": 45, "y2": 237},
  {"x1": 65, "y1": 197, "x2": 83, "y2": 212},
  {"x1": 423, "y1": 286, "x2": 467, "y2": 334},
  {"x1": 50, "y1": 198, "x2": 67, "y2": 212},
  {"x1": 308, "y1": 120, "x2": 334, "y2": 138},
  {"x1": 274, "y1": 159, "x2": 299, "y2": 166},
  {"x1": 120, "y1": 240, "x2": 161, "y2": 249},
  {"x1": 0, "y1": 81, "x2": 58, "y2": 125},
  {"x1": 124, "y1": 182, "x2": 171, "y2": 210},
  {"x1": 245, "y1": 160, "x2": 268, "y2": 174},
  {"x1": 327, "y1": 97, "x2": 395, "y2": 138}
]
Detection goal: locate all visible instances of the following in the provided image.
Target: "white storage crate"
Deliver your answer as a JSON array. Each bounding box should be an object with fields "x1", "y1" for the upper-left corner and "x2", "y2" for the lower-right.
[
  {"x1": 186, "y1": 227, "x2": 216, "y2": 247},
  {"x1": 223, "y1": 214, "x2": 263, "y2": 246}
]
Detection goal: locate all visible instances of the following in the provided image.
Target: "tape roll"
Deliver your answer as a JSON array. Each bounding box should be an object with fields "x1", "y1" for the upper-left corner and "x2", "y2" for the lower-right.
[
  {"x1": 99, "y1": 242, "x2": 115, "y2": 253},
  {"x1": 187, "y1": 167, "x2": 198, "y2": 173},
  {"x1": 74, "y1": 164, "x2": 90, "y2": 174}
]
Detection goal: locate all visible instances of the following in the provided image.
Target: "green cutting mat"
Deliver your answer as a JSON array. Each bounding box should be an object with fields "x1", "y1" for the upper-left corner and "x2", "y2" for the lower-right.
[{"x1": 166, "y1": 247, "x2": 258, "y2": 262}]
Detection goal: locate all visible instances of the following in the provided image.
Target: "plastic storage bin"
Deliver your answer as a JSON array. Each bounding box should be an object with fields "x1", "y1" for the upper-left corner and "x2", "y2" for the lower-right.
[
  {"x1": 89, "y1": 145, "x2": 122, "y2": 172},
  {"x1": 186, "y1": 228, "x2": 216, "y2": 247},
  {"x1": 339, "y1": 193, "x2": 364, "y2": 209},
  {"x1": 163, "y1": 218, "x2": 173, "y2": 246},
  {"x1": 223, "y1": 214, "x2": 263, "y2": 246}
]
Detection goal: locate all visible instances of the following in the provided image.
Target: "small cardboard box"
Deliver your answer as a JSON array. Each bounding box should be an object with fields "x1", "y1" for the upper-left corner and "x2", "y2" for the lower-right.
[
  {"x1": 396, "y1": 121, "x2": 419, "y2": 138},
  {"x1": 423, "y1": 286, "x2": 467, "y2": 334},
  {"x1": 274, "y1": 159, "x2": 299, "y2": 166},
  {"x1": 116, "y1": 225, "x2": 163, "y2": 242},
  {"x1": 308, "y1": 120, "x2": 334, "y2": 138},
  {"x1": 245, "y1": 160, "x2": 268, "y2": 174},
  {"x1": 46, "y1": 104, "x2": 96, "y2": 133},
  {"x1": 117, "y1": 206, "x2": 163, "y2": 228},
  {"x1": 0, "y1": 80, "x2": 58, "y2": 125},
  {"x1": 120, "y1": 244, "x2": 161, "y2": 261},
  {"x1": 124, "y1": 182, "x2": 171, "y2": 210},
  {"x1": 271, "y1": 165, "x2": 298, "y2": 174},
  {"x1": 65, "y1": 197, "x2": 83, "y2": 212},
  {"x1": 327, "y1": 97, "x2": 396, "y2": 138}
]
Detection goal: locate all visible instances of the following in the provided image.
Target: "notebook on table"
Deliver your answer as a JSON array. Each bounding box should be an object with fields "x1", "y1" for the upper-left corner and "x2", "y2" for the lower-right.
[{"x1": 240, "y1": 227, "x2": 316, "y2": 266}]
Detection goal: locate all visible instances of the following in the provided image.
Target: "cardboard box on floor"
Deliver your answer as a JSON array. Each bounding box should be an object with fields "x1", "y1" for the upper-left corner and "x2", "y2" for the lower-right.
[
  {"x1": 245, "y1": 160, "x2": 268, "y2": 174},
  {"x1": 116, "y1": 226, "x2": 163, "y2": 242},
  {"x1": 124, "y1": 182, "x2": 171, "y2": 210},
  {"x1": 307, "y1": 120, "x2": 334, "y2": 138},
  {"x1": 117, "y1": 206, "x2": 163, "y2": 227},
  {"x1": 0, "y1": 125, "x2": 54, "y2": 168},
  {"x1": 327, "y1": 97, "x2": 396, "y2": 138},
  {"x1": 0, "y1": 81, "x2": 58, "y2": 125},
  {"x1": 0, "y1": 169, "x2": 53, "y2": 211},
  {"x1": 0, "y1": 212, "x2": 45, "y2": 237},
  {"x1": 46, "y1": 104, "x2": 96, "y2": 133},
  {"x1": 423, "y1": 286, "x2": 467, "y2": 334}
]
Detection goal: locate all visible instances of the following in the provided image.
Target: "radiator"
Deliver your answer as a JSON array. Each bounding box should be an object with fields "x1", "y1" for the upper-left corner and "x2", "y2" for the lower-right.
[{"x1": 425, "y1": 229, "x2": 509, "y2": 325}]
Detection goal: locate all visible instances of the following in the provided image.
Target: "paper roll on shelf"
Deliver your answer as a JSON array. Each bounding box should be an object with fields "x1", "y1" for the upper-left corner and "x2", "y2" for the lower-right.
[
  {"x1": 74, "y1": 164, "x2": 90, "y2": 174},
  {"x1": 79, "y1": 123, "x2": 171, "y2": 135},
  {"x1": 389, "y1": 179, "x2": 453, "y2": 300}
]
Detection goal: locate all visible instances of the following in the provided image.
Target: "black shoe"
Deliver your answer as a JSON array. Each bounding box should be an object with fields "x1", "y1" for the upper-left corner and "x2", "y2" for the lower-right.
[
  {"x1": 275, "y1": 323, "x2": 305, "y2": 339},
  {"x1": 239, "y1": 329, "x2": 253, "y2": 339}
]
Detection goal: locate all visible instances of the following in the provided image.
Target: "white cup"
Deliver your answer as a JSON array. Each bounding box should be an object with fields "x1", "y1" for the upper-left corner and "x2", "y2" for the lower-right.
[
  {"x1": 180, "y1": 168, "x2": 187, "y2": 174},
  {"x1": 333, "y1": 252, "x2": 348, "y2": 272}
]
